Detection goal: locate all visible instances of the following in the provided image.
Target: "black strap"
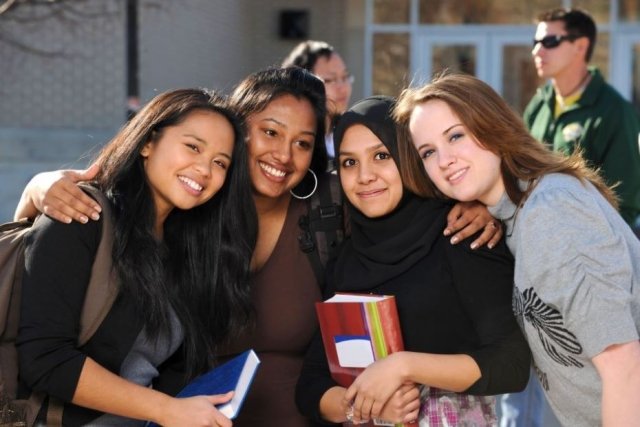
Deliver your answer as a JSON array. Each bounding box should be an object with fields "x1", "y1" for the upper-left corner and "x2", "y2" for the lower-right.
[
  {"x1": 298, "y1": 214, "x2": 324, "y2": 285},
  {"x1": 298, "y1": 175, "x2": 344, "y2": 285}
]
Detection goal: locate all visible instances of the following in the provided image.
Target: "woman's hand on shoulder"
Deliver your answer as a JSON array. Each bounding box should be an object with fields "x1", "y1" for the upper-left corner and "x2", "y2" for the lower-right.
[
  {"x1": 158, "y1": 392, "x2": 234, "y2": 427},
  {"x1": 14, "y1": 164, "x2": 102, "y2": 223},
  {"x1": 445, "y1": 201, "x2": 502, "y2": 249}
]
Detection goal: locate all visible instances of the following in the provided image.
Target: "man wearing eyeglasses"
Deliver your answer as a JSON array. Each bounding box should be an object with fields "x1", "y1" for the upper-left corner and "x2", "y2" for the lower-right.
[
  {"x1": 282, "y1": 40, "x2": 354, "y2": 166},
  {"x1": 524, "y1": 7, "x2": 640, "y2": 230}
]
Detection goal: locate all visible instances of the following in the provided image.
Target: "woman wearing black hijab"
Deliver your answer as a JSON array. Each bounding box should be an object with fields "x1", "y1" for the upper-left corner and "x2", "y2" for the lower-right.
[{"x1": 295, "y1": 96, "x2": 530, "y2": 425}]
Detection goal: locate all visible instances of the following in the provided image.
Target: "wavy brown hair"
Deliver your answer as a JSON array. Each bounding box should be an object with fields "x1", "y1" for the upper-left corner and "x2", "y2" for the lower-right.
[{"x1": 393, "y1": 73, "x2": 618, "y2": 209}]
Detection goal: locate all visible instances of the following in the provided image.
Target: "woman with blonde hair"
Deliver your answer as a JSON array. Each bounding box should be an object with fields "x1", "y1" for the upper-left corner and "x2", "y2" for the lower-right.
[{"x1": 394, "y1": 72, "x2": 640, "y2": 426}]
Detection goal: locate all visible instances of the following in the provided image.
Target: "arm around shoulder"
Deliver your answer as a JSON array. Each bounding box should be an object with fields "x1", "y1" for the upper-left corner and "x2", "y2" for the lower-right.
[
  {"x1": 445, "y1": 240, "x2": 531, "y2": 394},
  {"x1": 13, "y1": 167, "x2": 102, "y2": 223}
]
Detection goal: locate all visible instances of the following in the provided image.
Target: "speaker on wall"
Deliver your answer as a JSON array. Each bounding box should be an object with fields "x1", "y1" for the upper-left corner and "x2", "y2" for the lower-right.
[{"x1": 279, "y1": 10, "x2": 309, "y2": 40}]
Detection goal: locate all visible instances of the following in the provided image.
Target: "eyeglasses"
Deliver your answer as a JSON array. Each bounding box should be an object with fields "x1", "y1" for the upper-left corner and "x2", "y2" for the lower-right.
[
  {"x1": 532, "y1": 34, "x2": 580, "y2": 49},
  {"x1": 320, "y1": 74, "x2": 355, "y2": 86}
]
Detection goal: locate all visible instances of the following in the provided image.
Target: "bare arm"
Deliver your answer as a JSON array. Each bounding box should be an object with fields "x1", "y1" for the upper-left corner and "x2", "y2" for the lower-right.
[
  {"x1": 318, "y1": 386, "x2": 349, "y2": 423},
  {"x1": 320, "y1": 383, "x2": 420, "y2": 425},
  {"x1": 344, "y1": 351, "x2": 480, "y2": 421},
  {"x1": 74, "y1": 358, "x2": 233, "y2": 427},
  {"x1": 445, "y1": 201, "x2": 502, "y2": 249},
  {"x1": 14, "y1": 164, "x2": 102, "y2": 223},
  {"x1": 593, "y1": 340, "x2": 640, "y2": 427}
]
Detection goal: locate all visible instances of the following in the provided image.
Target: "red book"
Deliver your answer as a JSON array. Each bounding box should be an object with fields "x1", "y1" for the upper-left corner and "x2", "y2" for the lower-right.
[{"x1": 315, "y1": 293, "x2": 417, "y2": 427}]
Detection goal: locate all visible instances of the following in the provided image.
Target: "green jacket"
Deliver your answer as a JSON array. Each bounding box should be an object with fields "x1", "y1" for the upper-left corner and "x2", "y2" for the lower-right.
[{"x1": 523, "y1": 68, "x2": 640, "y2": 225}]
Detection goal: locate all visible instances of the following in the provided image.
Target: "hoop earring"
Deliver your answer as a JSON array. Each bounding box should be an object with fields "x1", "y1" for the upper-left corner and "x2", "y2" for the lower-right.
[{"x1": 290, "y1": 169, "x2": 318, "y2": 200}]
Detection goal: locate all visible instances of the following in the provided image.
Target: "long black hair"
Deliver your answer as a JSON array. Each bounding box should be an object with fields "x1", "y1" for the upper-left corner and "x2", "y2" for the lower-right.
[
  {"x1": 229, "y1": 67, "x2": 328, "y2": 188},
  {"x1": 93, "y1": 88, "x2": 257, "y2": 376}
]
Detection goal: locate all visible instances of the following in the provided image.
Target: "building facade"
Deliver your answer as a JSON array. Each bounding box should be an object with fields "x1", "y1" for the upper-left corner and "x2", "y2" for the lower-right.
[{"x1": 1, "y1": 0, "x2": 638, "y2": 221}]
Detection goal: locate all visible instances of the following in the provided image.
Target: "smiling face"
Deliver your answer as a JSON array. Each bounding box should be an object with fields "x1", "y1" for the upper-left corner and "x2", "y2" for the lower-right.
[
  {"x1": 245, "y1": 94, "x2": 316, "y2": 202},
  {"x1": 408, "y1": 99, "x2": 504, "y2": 206},
  {"x1": 338, "y1": 124, "x2": 403, "y2": 218},
  {"x1": 141, "y1": 109, "x2": 234, "y2": 225},
  {"x1": 313, "y1": 52, "x2": 353, "y2": 115}
]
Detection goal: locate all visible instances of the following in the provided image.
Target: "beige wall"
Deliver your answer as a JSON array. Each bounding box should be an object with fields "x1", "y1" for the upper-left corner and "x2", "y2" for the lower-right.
[
  {"x1": 0, "y1": 0, "x2": 366, "y2": 221},
  {"x1": 139, "y1": 0, "x2": 360, "y2": 99},
  {"x1": 0, "y1": 0, "x2": 364, "y2": 128},
  {"x1": 139, "y1": 0, "x2": 251, "y2": 97},
  {"x1": 243, "y1": 0, "x2": 346, "y2": 70},
  {"x1": 344, "y1": 0, "x2": 366, "y2": 103}
]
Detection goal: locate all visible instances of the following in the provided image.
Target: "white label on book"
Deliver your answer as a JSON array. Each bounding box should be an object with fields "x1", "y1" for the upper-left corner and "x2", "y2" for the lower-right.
[
  {"x1": 334, "y1": 335, "x2": 375, "y2": 368},
  {"x1": 217, "y1": 350, "x2": 261, "y2": 419},
  {"x1": 326, "y1": 293, "x2": 390, "y2": 303}
]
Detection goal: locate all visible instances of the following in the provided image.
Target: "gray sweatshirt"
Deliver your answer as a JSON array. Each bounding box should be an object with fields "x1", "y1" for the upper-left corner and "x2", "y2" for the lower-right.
[{"x1": 488, "y1": 173, "x2": 640, "y2": 426}]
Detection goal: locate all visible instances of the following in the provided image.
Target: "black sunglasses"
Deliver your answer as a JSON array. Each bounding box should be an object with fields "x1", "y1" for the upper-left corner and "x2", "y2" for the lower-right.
[{"x1": 532, "y1": 34, "x2": 579, "y2": 49}]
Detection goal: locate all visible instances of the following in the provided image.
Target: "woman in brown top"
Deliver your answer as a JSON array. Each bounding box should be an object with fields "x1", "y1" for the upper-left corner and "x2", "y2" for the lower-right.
[{"x1": 216, "y1": 67, "x2": 333, "y2": 426}]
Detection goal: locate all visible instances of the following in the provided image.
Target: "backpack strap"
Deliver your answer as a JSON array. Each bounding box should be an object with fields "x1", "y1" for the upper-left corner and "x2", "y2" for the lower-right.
[
  {"x1": 46, "y1": 184, "x2": 119, "y2": 427},
  {"x1": 298, "y1": 174, "x2": 345, "y2": 284},
  {"x1": 77, "y1": 185, "x2": 118, "y2": 346},
  {"x1": 0, "y1": 219, "x2": 32, "y2": 341}
]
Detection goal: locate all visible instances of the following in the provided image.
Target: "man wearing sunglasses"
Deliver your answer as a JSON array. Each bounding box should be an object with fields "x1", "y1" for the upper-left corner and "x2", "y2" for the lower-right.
[{"x1": 524, "y1": 7, "x2": 640, "y2": 229}]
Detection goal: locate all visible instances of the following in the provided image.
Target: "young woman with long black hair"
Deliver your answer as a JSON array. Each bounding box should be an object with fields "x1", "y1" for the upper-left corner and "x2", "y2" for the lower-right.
[{"x1": 17, "y1": 89, "x2": 256, "y2": 426}]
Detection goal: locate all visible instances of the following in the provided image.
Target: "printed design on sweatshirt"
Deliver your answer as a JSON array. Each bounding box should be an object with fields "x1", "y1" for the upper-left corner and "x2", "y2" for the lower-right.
[
  {"x1": 513, "y1": 287, "x2": 584, "y2": 368},
  {"x1": 532, "y1": 363, "x2": 549, "y2": 391}
]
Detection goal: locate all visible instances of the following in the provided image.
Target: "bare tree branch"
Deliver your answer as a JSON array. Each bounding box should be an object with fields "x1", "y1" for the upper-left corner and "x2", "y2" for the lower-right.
[
  {"x1": 0, "y1": 0, "x2": 120, "y2": 57},
  {"x1": 0, "y1": 0, "x2": 19, "y2": 15},
  {"x1": 0, "y1": 27, "x2": 67, "y2": 56}
]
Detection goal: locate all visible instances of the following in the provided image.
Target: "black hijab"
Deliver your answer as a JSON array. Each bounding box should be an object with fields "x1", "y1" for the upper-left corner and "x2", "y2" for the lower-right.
[{"x1": 331, "y1": 96, "x2": 451, "y2": 291}]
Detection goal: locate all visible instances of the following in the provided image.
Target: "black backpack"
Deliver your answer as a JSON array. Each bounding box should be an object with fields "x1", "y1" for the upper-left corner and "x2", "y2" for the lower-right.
[
  {"x1": 297, "y1": 173, "x2": 347, "y2": 283},
  {"x1": 0, "y1": 185, "x2": 118, "y2": 426}
]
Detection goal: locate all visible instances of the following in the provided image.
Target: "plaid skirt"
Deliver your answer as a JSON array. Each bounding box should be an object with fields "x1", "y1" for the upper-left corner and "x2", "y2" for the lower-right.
[{"x1": 418, "y1": 387, "x2": 497, "y2": 427}]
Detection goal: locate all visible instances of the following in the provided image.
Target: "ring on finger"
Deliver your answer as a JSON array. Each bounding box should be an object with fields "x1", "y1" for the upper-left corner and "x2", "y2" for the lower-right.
[{"x1": 346, "y1": 405, "x2": 367, "y2": 425}]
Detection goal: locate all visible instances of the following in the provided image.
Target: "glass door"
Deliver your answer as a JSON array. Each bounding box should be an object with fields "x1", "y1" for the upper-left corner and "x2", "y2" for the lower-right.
[
  {"x1": 414, "y1": 30, "x2": 487, "y2": 84},
  {"x1": 414, "y1": 27, "x2": 538, "y2": 114},
  {"x1": 611, "y1": 32, "x2": 640, "y2": 111},
  {"x1": 489, "y1": 31, "x2": 540, "y2": 113}
]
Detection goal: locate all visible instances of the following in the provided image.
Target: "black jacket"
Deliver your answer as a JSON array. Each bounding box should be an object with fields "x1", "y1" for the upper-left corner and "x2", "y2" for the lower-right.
[{"x1": 17, "y1": 215, "x2": 186, "y2": 426}]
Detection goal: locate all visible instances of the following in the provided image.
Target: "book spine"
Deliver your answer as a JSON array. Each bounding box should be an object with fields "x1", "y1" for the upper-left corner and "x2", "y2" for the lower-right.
[
  {"x1": 375, "y1": 297, "x2": 404, "y2": 355},
  {"x1": 364, "y1": 301, "x2": 388, "y2": 359}
]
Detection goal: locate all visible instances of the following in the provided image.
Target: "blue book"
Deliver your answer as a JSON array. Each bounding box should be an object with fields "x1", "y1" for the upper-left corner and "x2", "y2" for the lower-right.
[{"x1": 147, "y1": 349, "x2": 260, "y2": 425}]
